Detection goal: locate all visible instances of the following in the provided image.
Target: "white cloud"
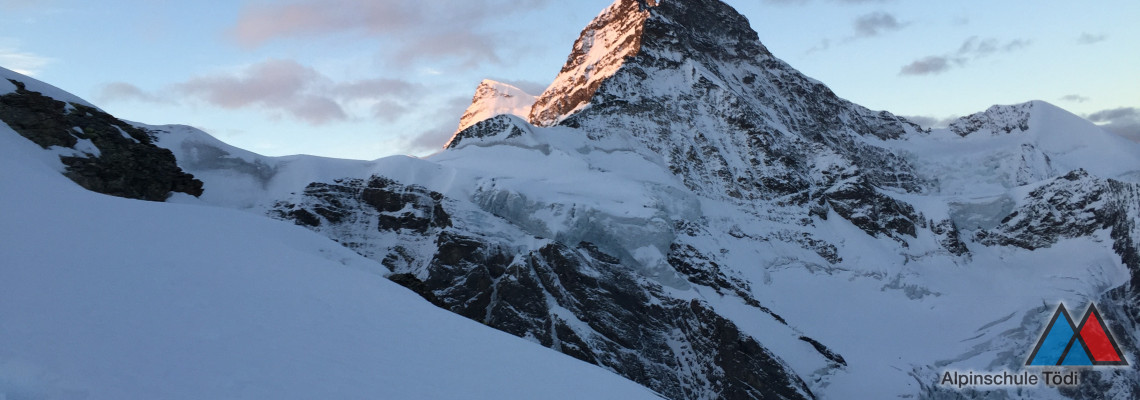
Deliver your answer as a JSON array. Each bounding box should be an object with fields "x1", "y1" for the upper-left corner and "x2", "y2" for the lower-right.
[
  {"x1": 0, "y1": 45, "x2": 51, "y2": 76},
  {"x1": 853, "y1": 12, "x2": 906, "y2": 38},
  {"x1": 228, "y1": 0, "x2": 554, "y2": 68},
  {"x1": 0, "y1": 0, "x2": 46, "y2": 10},
  {"x1": 900, "y1": 37, "x2": 1031, "y2": 76},
  {"x1": 156, "y1": 59, "x2": 428, "y2": 126},
  {"x1": 1077, "y1": 33, "x2": 1107, "y2": 45},
  {"x1": 1087, "y1": 107, "x2": 1140, "y2": 142}
]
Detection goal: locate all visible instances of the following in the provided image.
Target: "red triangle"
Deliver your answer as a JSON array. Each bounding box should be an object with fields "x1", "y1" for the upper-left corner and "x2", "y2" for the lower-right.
[{"x1": 1078, "y1": 305, "x2": 1125, "y2": 364}]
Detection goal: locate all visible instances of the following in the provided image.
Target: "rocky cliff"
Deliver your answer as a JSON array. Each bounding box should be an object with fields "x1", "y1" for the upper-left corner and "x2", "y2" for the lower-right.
[{"x1": 0, "y1": 73, "x2": 202, "y2": 201}]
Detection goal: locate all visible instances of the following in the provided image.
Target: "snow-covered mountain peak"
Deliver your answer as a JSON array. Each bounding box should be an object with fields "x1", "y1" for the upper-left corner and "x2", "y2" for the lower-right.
[
  {"x1": 945, "y1": 100, "x2": 1122, "y2": 142},
  {"x1": 528, "y1": 0, "x2": 783, "y2": 128},
  {"x1": 948, "y1": 101, "x2": 1037, "y2": 137},
  {"x1": 450, "y1": 80, "x2": 536, "y2": 145},
  {"x1": 528, "y1": 0, "x2": 655, "y2": 127},
  {"x1": 516, "y1": 0, "x2": 926, "y2": 206},
  {"x1": 895, "y1": 100, "x2": 1140, "y2": 195}
]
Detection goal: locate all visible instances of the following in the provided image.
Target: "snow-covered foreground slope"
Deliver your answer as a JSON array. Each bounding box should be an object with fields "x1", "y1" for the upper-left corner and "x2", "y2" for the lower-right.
[{"x1": 0, "y1": 128, "x2": 662, "y2": 399}]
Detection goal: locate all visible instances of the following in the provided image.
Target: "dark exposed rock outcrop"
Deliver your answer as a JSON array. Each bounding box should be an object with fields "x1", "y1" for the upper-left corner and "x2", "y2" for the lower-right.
[
  {"x1": 0, "y1": 79, "x2": 202, "y2": 201},
  {"x1": 975, "y1": 169, "x2": 1140, "y2": 396},
  {"x1": 949, "y1": 102, "x2": 1034, "y2": 137},
  {"x1": 272, "y1": 175, "x2": 816, "y2": 400},
  {"x1": 446, "y1": 115, "x2": 530, "y2": 150}
]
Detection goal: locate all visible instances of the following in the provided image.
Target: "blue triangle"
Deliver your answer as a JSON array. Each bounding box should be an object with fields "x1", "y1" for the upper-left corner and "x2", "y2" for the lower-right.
[
  {"x1": 1028, "y1": 307, "x2": 1077, "y2": 366},
  {"x1": 1062, "y1": 338, "x2": 1093, "y2": 366}
]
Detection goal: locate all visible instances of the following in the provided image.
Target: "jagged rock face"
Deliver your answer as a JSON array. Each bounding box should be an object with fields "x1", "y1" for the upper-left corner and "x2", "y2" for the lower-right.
[
  {"x1": 0, "y1": 79, "x2": 202, "y2": 201},
  {"x1": 271, "y1": 176, "x2": 816, "y2": 400},
  {"x1": 445, "y1": 115, "x2": 531, "y2": 150},
  {"x1": 971, "y1": 170, "x2": 1140, "y2": 397},
  {"x1": 814, "y1": 173, "x2": 919, "y2": 241},
  {"x1": 950, "y1": 102, "x2": 1033, "y2": 137},
  {"x1": 529, "y1": 0, "x2": 652, "y2": 127},
  {"x1": 975, "y1": 170, "x2": 1140, "y2": 277},
  {"x1": 930, "y1": 219, "x2": 969, "y2": 257},
  {"x1": 523, "y1": 0, "x2": 926, "y2": 247},
  {"x1": 977, "y1": 170, "x2": 1140, "y2": 324},
  {"x1": 269, "y1": 176, "x2": 452, "y2": 264}
]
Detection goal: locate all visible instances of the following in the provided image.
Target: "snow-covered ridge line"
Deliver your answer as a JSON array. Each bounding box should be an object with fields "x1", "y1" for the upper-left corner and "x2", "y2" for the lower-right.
[{"x1": 0, "y1": 66, "x2": 99, "y2": 109}]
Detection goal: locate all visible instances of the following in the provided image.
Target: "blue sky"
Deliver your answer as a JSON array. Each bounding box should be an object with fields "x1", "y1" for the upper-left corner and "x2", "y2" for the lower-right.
[{"x1": 2, "y1": 0, "x2": 1137, "y2": 160}]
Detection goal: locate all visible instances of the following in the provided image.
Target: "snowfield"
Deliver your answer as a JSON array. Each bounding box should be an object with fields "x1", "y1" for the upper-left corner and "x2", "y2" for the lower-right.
[{"x1": 0, "y1": 125, "x2": 661, "y2": 399}]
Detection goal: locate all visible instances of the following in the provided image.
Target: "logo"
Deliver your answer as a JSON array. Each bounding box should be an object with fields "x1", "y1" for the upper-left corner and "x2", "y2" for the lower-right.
[{"x1": 1026, "y1": 303, "x2": 1128, "y2": 366}]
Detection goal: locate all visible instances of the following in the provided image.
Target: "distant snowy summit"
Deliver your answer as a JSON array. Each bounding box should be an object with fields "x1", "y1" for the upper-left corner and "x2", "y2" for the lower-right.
[
  {"x1": 949, "y1": 101, "x2": 1036, "y2": 137},
  {"x1": 452, "y1": 80, "x2": 536, "y2": 137}
]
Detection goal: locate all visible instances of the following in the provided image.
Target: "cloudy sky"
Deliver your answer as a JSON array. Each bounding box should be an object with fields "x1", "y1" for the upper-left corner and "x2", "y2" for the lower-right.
[{"x1": 2, "y1": 0, "x2": 1137, "y2": 159}]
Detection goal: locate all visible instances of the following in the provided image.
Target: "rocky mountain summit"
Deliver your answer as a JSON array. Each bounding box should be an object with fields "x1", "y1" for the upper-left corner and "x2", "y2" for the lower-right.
[{"x1": 3, "y1": 0, "x2": 1139, "y2": 399}]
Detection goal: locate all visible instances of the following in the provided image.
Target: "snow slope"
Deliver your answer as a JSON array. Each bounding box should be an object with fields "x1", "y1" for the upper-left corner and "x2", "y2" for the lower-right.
[
  {"x1": 0, "y1": 126, "x2": 662, "y2": 399},
  {"x1": 1, "y1": 66, "x2": 98, "y2": 109}
]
